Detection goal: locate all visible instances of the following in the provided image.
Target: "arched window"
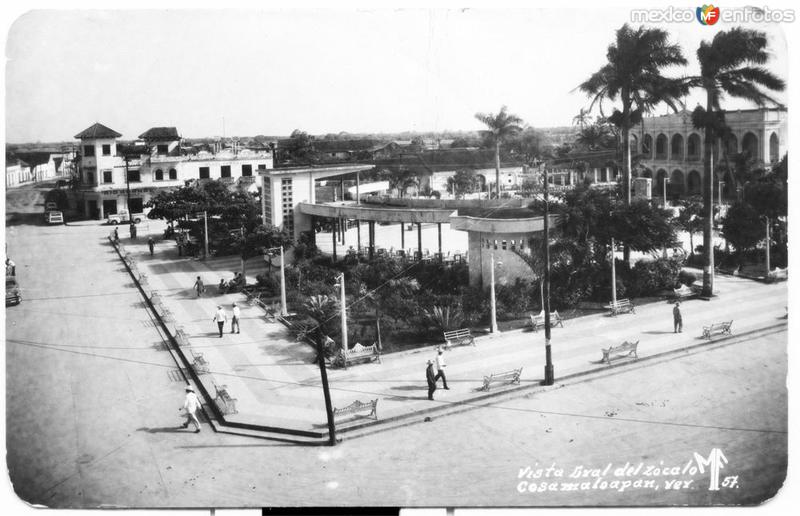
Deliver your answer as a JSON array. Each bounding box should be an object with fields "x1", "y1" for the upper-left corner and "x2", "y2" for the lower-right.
[
  {"x1": 642, "y1": 134, "x2": 653, "y2": 157},
  {"x1": 724, "y1": 134, "x2": 738, "y2": 155},
  {"x1": 769, "y1": 133, "x2": 780, "y2": 163},
  {"x1": 169, "y1": 168, "x2": 177, "y2": 180},
  {"x1": 656, "y1": 169, "x2": 668, "y2": 195},
  {"x1": 670, "y1": 169, "x2": 685, "y2": 195},
  {"x1": 154, "y1": 169, "x2": 164, "y2": 181},
  {"x1": 655, "y1": 134, "x2": 668, "y2": 159},
  {"x1": 670, "y1": 134, "x2": 684, "y2": 160},
  {"x1": 687, "y1": 133, "x2": 701, "y2": 160},
  {"x1": 741, "y1": 132, "x2": 758, "y2": 158},
  {"x1": 688, "y1": 170, "x2": 701, "y2": 195}
]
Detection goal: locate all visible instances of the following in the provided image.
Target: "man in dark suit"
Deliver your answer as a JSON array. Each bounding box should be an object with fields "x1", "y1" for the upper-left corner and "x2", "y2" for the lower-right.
[{"x1": 426, "y1": 360, "x2": 437, "y2": 401}]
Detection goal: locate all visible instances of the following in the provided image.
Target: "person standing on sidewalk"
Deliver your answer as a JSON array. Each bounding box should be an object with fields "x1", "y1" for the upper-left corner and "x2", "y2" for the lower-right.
[
  {"x1": 673, "y1": 302, "x2": 683, "y2": 333},
  {"x1": 213, "y1": 305, "x2": 227, "y2": 338},
  {"x1": 426, "y1": 360, "x2": 437, "y2": 400},
  {"x1": 180, "y1": 385, "x2": 202, "y2": 433},
  {"x1": 231, "y1": 303, "x2": 241, "y2": 334},
  {"x1": 148, "y1": 237, "x2": 155, "y2": 256},
  {"x1": 5, "y1": 257, "x2": 15, "y2": 276},
  {"x1": 113, "y1": 227, "x2": 119, "y2": 243},
  {"x1": 193, "y1": 276, "x2": 204, "y2": 297},
  {"x1": 435, "y1": 347, "x2": 449, "y2": 389}
]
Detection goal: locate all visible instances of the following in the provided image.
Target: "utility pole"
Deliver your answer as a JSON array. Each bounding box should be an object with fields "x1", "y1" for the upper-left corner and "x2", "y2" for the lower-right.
[
  {"x1": 490, "y1": 253, "x2": 498, "y2": 333},
  {"x1": 316, "y1": 337, "x2": 337, "y2": 446},
  {"x1": 542, "y1": 167, "x2": 554, "y2": 386},
  {"x1": 339, "y1": 273, "x2": 348, "y2": 358},
  {"x1": 611, "y1": 237, "x2": 617, "y2": 305},
  {"x1": 279, "y1": 246, "x2": 288, "y2": 316},
  {"x1": 765, "y1": 217, "x2": 771, "y2": 276}
]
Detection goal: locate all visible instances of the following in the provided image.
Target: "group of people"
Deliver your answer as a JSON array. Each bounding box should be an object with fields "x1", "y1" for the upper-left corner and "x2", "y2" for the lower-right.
[
  {"x1": 212, "y1": 303, "x2": 241, "y2": 337},
  {"x1": 218, "y1": 272, "x2": 244, "y2": 294},
  {"x1": 426, "y1": 347, "x2": 449, "y2": 400}
]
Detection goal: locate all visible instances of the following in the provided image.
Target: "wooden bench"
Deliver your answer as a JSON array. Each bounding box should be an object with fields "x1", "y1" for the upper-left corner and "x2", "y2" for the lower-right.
[
  {"x1": 608, "y1": 298, "x2": 635, "y2": 316},
  {"x1": 245, "y1": 290, "x2": 263, "y2": 307},
  {"x1": 333, "y1": 399, "x2": 378, "y2": 420},
  {"x1": 673, "y1": 285, "x2": 698, "y2": 300},
  {"x1": 337, "y1": 342, "x2": 381, "y2": 369},
  {"x1": 214, "y1": 384, "x2": 238, "y2": 415},
  {"x1": 443, "y1": 328, "x2": 475, "y2": 348},
  {"x1": 601, "y1": 340, "x2": 639, "y2": 364},
  {"x1": 482, "y1": 367, "x2": 523, "y2": 391},
  {"x1": 191, "y1": 351, "x2": 210, "y2": 374},
  {"x1": 530, "y1": 311, "x2": 564, "y2": 331},
  {"x1": 702, "y1": 321, "x2": 733, "y2": 340}
]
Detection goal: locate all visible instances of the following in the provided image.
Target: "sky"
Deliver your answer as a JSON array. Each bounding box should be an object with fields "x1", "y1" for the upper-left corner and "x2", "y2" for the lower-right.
[{"x1": 2, "y1": 5, "x2": 790, "y2": 143}]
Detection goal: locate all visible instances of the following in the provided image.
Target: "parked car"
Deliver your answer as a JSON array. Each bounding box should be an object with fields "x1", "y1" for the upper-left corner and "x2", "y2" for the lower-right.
[
  {"x1": 6, "y1": 276, "x2": 21, "y2": 305},
  {"x1": 45, "y1": 201, "x2": 58, "y2": 211},
  {"x1": 45, "y1": 211, "x2": 64, "y2": 224},
  {"x1": 106, "y1": 209, "x2": 144, "y2": 225}
]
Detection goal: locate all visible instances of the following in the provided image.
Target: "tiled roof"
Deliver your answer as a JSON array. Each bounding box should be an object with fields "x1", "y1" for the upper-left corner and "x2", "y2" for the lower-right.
[
  {"x1": 74, "y1": 123, "x2": 122, "y2": 140},
  {"x1": 138, "y1": 127, "x2": 180, "y2": 141}
]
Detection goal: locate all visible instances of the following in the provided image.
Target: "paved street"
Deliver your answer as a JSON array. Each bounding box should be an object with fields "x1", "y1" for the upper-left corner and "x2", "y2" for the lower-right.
[{"x1": 3, "y1": 185, "x2": 789, "y2": 509}]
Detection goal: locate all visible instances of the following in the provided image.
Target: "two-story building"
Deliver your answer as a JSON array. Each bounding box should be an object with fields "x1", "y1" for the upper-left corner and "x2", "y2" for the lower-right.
[
  {"x1": 74, "y1": 123, "x2": 274, "y2": 219},
  {"x1": 633, "y1": 107, "x2": 787, "y2": 200}
]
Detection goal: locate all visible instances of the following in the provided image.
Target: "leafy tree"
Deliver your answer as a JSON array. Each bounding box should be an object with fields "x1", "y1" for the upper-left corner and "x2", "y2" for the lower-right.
[
  {"x1": 447, "y1": 169, "x2": 478, "y2": 198},
  {"x1": 721, "y1": 202, "x2": 764, "y2": 253},
  {"x1": 507, "y1": 127, "x2": 545, "y2": 165},
  {"x1": 676, "y1": 197, "x2": 705, "y2": 255},
  {"x1": 686, "y1": 27, "x2": 785, "y2": 295},
  {"x1": 475, "y1": 106, "x2": 523, "y2": 198},
  {"x1": 575, "y1": 123, "x2": 615, "y2": 151},
  {"x1": 283, "y1": 129, "x2": 316, "y2": 164},
  {"x1": 608, "y1": 200, "x2": 678, "y2": 254}
]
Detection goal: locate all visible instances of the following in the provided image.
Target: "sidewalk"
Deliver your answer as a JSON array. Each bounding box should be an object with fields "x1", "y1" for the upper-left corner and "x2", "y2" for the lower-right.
[{"x1": 120, "y1": 232, "x2": 788, "y2": 438}]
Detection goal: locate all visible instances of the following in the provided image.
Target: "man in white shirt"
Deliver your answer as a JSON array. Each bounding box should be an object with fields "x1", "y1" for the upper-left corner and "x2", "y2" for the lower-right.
[
  {"x1": 212, "y1": 305, "x2": 227, "y2": 338},
  {"x1": 231, "y1": 303, "x2": 241, "y2": 334},
  {"x1": 435, "y1": 347, "x2": 449, "y2": 389},
  {"x1": 180, "y1": 386, "x2": 202, "y2": 433}
]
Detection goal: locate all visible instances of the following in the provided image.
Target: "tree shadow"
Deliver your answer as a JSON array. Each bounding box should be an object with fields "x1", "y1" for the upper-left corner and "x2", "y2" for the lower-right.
[
  {"x1": 641, "y1": 330, "x2": 675, "y2": 335},
  {"x1": 136, "y1": 426, "x2": 194, "y2": 434}
]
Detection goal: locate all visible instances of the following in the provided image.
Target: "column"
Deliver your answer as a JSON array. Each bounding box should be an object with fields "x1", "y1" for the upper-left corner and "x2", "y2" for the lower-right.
[
  {"x1": 437, "y1": 223, "x2": 442, "y2": 260},
  {"x1": 417, "y1": 223, "x2": 422, "y2": 260},
  {"x1": 368, "y1": 221, "x2": 375, "y2": 260},
  {"x1": 400, "y1": 223, "x2": 405, "y2": 251},
  {"x1": 332, "y1": 218, "x2": 337, "y2": 262}
]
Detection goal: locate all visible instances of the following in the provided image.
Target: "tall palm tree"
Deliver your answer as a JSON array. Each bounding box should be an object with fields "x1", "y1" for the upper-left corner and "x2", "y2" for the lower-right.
[
  {"x1": 475, "y1": 106, "x2": 523, "y2": 199},
  {"x1": 578, "y1": 24, "x2": 688, "y2": 206},
  {"x1": 687, "y1": 27, "x2": 785, "y2": 296}
]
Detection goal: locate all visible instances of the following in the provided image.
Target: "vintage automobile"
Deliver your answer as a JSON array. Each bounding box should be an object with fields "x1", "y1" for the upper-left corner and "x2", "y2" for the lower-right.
[
  {"x1": 6, "y1": 276, "x2": 21, "y2": 305},
  {"x1": 106, "y1": 209, "x2": 144, "y2": 225},
  {"x1": 45, "y1": 211, "x2": 64, "y2": 224}
]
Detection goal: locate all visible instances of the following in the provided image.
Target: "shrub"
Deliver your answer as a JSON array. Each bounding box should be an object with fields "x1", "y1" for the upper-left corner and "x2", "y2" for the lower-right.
[
  {"x1": 421, "y1": 305, "x2": 464, "y2": 333},
  {"x1": 678, "y1": 270, "x2": 697, "y2": 286},
  {"x1": 624, "y1": 257, "x2": 682, "y2": 297}
]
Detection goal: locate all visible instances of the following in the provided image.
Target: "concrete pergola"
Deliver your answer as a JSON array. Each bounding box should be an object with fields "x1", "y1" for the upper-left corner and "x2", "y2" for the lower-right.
[{"x1": 298, "y1": 202, "x2": 456, "y2": 261}]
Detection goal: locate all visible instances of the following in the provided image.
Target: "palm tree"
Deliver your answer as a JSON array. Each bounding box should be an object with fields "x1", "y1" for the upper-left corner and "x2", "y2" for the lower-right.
[
  {"x1": 578, "y1": 24, "x2": 688, "y2": 206},
  {"x1": 687, "y1": 27, "x2": 785, "y2": 296},
  {"x1": 475, "y1": 106, "x2": 523, "y2": 199},
  {"x1": 572, "y1": 108, "x2": 591, "y2": 129},
  {"x1": 575, "y1": 123, "x2": 614, "y2": 151}
]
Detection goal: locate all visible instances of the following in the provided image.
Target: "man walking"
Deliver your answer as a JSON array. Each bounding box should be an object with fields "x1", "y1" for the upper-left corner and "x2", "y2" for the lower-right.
[
  {"x1": 435, "y1": 347, "x2": 449, "y2": 389},
  {"x1": 148, "y1": 237, "x2": 155, "y2": 256},
  {"x1": 180, "y1": 385, "x2": 202, "y2": 433},
  {"x1": 426, "y1": 360, "x2": 437, "y2": 400},
  {"x1": 193, "y1": 276, "x2": 204, "y2": 297},
  {"x1": 231, "y1": 303, "x2": 241, "y2": 334},
  {"x1": 213, "y1": 305, "x2": 227, "y2": 338},
  {"x1": 673, "y1": 302, "x2": 683, "y2": 333}
]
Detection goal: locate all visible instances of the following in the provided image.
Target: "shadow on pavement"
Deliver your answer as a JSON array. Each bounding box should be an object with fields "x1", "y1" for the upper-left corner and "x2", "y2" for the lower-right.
[
  {"x1": 136, "y1": 426, "x2": 194, "y2": 434},
  {"x1": 642, "y1": 330, "x2": 675, "y2": 335}
]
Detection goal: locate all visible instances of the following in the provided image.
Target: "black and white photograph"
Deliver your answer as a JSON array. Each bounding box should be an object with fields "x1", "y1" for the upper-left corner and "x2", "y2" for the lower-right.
[{"x1": 2, "y1": 2, "x2": 796, "y2": 513}]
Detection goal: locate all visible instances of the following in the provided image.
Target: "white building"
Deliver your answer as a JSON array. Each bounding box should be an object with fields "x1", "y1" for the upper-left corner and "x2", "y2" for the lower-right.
[
  {"x1": 74, "y1": 123, "x2": 274, "y2": 219},
  {"x1": 633, "y1": 107, "x2": 787, "y2": 199}
]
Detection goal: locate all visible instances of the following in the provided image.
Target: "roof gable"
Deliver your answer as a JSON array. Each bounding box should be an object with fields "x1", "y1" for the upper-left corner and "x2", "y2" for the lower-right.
[
  {"x1": 74, "y1": 123, "x2": 122, "y2": 140},
  {"x1": 138, "y1": 127, "x2": 180, "y2": 141}
]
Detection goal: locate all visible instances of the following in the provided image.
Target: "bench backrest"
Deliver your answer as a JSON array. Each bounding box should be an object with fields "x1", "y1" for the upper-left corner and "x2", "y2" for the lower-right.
[
  {"x1": 444, "y1": 329, "x2": 470, "y2": 339},
  {"x1": 612, "y1": 299, "x2": 631, "y2": 306},
  {"x1": 348, "y1": 342, "x2": 376, "y2": 355}
]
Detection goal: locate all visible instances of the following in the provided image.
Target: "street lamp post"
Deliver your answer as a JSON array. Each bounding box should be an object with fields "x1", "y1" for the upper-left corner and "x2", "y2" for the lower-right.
[
  {"x1": 541, "y1": 167, "x2": 554, "y2": 386},
  {"x1": 663, "y1": 177, "x2": 669, "y2": 209},
  {"x1": 203, "y1": 210, "x2": 209, "y2": 259},
  {"x1": 338, "y1": 272, "x2": 348, "y2": 362},
  {"x1": 718, "y1": 181, "x2": 725, "y2": 207},
  {"x1": 610, "y1": 237, "x2": 617, "y2": 306},
  {"x1": 765, "y1": 216, "x2": 771, "y2": 276}
]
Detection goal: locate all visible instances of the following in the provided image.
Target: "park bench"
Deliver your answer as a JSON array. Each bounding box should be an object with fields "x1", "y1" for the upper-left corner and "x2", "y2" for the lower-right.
[
  {"x1": 608, "y1": 298, "x2": 635, "y2": 316},
  {"x1": 481, "y1": 367, "x2": 523, "y2": 391},
  {"x1": 768, "y1": 267, "x2": 788, "y2": 281},
  {"x1": 191, "y1": 351, "x2": 210, "y2": 374},
  {"x1": 443, "y1": 328, "x2": 475, "y2": 348},
  {"x1": 337, "y1": 342, "x2": 381, "y2": 369},
  {"x1": 174, "y1": 326, "x2": 190, "y2": 347},
  {"x1": 601, "y1": 340, "x2": 639, "y2": 364},
  {"x1": 333, "y1": 399, "x2": 378, "y2": 420},
  {"x1": 530, "y1": 311, "x2": 564, "y2": 331},
  {"x1": 702, "y1": 321, "x2": 733, "y2": 340},
  {"x1": 673, "y1": 285, "x2": 699, "y2": 300},
  {"x1": 213, "y1": 384, "x2": 238, "y2": 415}
]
